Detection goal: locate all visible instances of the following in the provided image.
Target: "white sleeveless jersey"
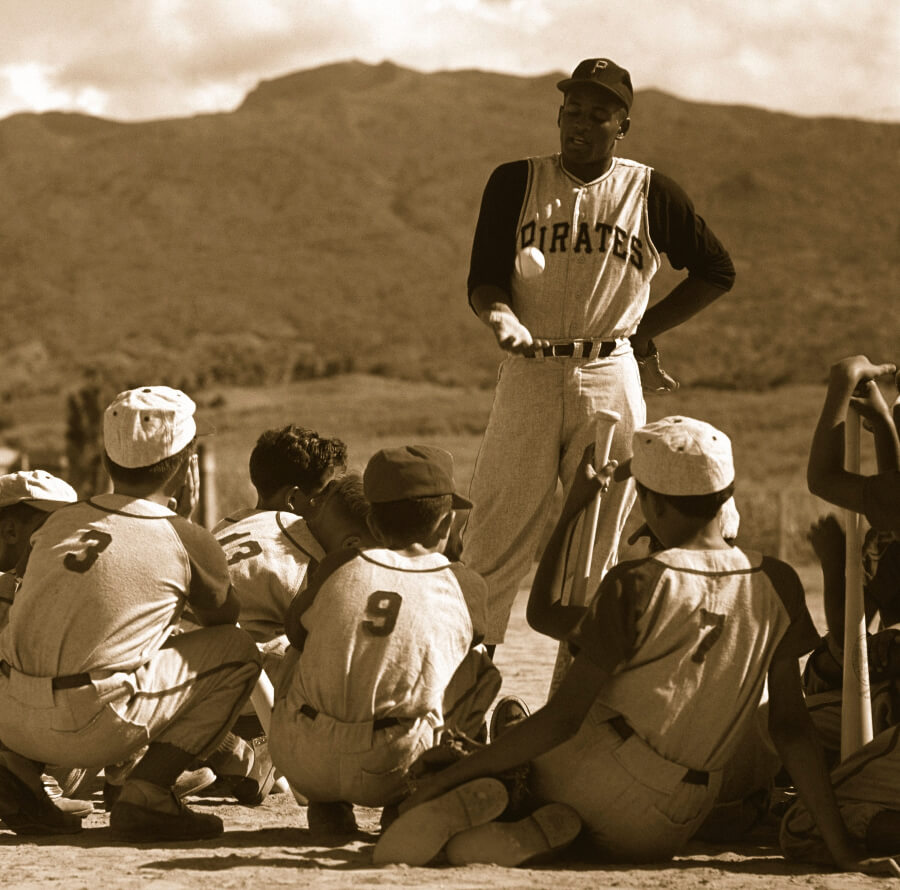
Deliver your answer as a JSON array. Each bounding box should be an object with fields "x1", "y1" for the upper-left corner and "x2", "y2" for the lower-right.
[
  {"x1": 213, "y1": 508, "x2": 324, "y2": 642},
  {"x1": 512, "y1": 155, "x2": 661, "y2": 340},
  {"x1": 287, "y1": 548, "x2": 486, "y2": 724}
]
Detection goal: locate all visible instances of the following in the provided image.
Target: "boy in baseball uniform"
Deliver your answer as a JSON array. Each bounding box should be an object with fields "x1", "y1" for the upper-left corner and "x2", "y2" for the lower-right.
[
  {"x1": 0, "y1": 470, "x2": 78, "y2": 629},
  {"x1": 780, "y1": 356, "x2": 900, "y2": 864},
  {"x1": 378, "y1": 417, "x2": 897, "y2": 875},
  {"x1": 0, "y1": 386, "x2": 262, "y2": 841},
  {"x1": 212, "y1": 425, "x2": 351, "y2": 680},
  {"x1": 205, "y1": 431, "x2": 363, "y2": 803},
  {"x1": 269, "y1": 444, "x2": 501, "y2": 834},
  {"x1": 0, "y1": 470, "x2": 91, "y2": 832}
]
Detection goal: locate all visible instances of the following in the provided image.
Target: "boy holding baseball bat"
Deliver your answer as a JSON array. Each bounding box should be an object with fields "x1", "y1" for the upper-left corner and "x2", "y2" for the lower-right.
[
  {"x1": 779, "y1": 356, "x2": 900, "y2": 865},
  {"x1": 375, "y1": 416, "x2": 898, "y2": 875}
]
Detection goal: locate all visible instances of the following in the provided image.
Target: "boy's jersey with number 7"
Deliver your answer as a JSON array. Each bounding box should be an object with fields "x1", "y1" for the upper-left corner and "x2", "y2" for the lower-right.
[
  {"x1": 285, "y1": 547, "x2": 488, "y2": 724},
  {"x1": 213, "y1": 508, "x2": 323, "y2": 643},
  {"x1": 0, "y1": 494, "x2": 232, "y2": 676}
]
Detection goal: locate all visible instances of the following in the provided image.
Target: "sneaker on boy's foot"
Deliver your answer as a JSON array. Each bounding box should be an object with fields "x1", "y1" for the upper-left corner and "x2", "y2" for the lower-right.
[
  {"x1": 489, "y1": 696, "x2": 530, "y2": 742},
  {"x1": 372, "y1": 777, "x2": 508, "y2": 866},
  {"x1": 109, "y1": 781, "x2": 223, "y2": 841},
  {"x1": 307, "y1": 800, "x2": 358, "y2": 834},
  {"x1": 0, "y1": 762, "x2": 83, "y2": 835},
  {"x1": 103, "y1": 766, "x2": 217, "y2": 811},
  {"x1": 445, "y1": 802, "x2": 582, "y2": 866}
]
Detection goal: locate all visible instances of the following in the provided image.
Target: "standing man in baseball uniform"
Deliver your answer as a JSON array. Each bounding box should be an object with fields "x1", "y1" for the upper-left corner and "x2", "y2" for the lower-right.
[{"x1": 462, "y1": 58, "x2": 736, "y2": 648}]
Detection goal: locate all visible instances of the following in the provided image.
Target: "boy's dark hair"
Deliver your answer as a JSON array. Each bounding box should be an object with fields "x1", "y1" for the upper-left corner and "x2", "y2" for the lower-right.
[
  {"x1": 0, "y1": 502, "x2": 46, "y2": 525},
  {"x1": 249, "y1": 425, "x2": 348, "y2": 498},
  {"x1": 369, "y1": 494, "x2": 452, "y2": 546},
  {"x1": 327, "y1": 473, "x2": 370, "y2": 525},
  {"x1": 636, "y1": 480, "x2": 735, "y2": 522},
  {"x1": 104, "y1": 440, "x2": 195, "y2": 487}
]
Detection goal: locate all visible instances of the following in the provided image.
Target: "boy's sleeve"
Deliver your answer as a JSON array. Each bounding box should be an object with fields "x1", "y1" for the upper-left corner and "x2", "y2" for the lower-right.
[
  {"x1": 863, "y1": 470, "x2": 900, "y2": 535},
  {"x1": 285, "y1": 547, "x2": 358, "y2": 651},
  {"x1": 761, "y1": 556, "x2": 822, "y2": 660},
  {"x1": 168, "y1": 517, "x2": 232, "y2": 611},
  {"x1": 566, "y1": 559, "x2": 659, "y2": 671}
]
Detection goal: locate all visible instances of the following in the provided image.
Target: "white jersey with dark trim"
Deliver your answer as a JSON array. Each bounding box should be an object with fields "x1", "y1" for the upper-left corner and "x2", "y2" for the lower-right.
[
  {"x1": 213, "y1": 508, "x2": 324, "y2": 642},
  {"x1": 512, "y1": 155, "x2": 661, "y2": 340},
  {"x1": 0, "y1": 494, "x2": 232, "y2": 676},
  {"x1": 287, "y1": 547, "x2": 486, "y2": 724}
]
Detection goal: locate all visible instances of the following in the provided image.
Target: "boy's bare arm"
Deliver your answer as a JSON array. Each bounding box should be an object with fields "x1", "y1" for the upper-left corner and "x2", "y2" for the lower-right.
[
  {"x1": 807, "y1": 356, "x2": 897, "y2": 511},
  {"x1": 401, "y1": 651, "x2": 608, "y2": 811},
  {"x1": 526, "y1": 445, "x2": 612, "y2": 639},
  {"x1": 767, "y1": 652, "x2": 897, "y2": 874},
  {"x1": 851, "y1": 379, "x2": 900, "y2": 472}
]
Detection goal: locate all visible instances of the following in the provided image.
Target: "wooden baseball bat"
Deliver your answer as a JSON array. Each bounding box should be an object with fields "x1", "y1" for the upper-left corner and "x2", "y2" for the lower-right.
[
  {"x1": 548, "y1": 410, "x2": 621, "y2": 696},
  {"x1": 840, "y1": 404, "x2": 874, "y2": 759}
]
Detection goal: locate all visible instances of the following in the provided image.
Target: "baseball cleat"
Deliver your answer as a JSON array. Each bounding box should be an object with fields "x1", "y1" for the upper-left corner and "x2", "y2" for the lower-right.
[
  {"x1": 373, "y1": 777, "x2": 508, "y2": 866},
  {"x1": 489, "y1": 696, "x2": 530, "y2": 742},
  {"x1": 0, "y1": 762, "x2": 83, "y2": 835},
  {"x1": 444, "y1": 802, "x2": 582, "y2": 867}
]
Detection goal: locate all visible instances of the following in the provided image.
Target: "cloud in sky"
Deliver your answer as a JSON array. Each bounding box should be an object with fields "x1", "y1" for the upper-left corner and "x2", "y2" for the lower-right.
[{"x1": 0, "y1": 0, "x2": 897, "y2": 121}]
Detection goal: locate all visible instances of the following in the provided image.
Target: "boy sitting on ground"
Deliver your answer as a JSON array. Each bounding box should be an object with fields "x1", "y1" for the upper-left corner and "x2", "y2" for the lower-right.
[
  {"x1": 269, "y1": 444, "x2": 501, "y2": 834},
  {"x1": 375, "y1": 416, "x2": 897, "y2": 875},
  {"x1": 0, "y1": 386, "x2": 262, "y2": 841}
]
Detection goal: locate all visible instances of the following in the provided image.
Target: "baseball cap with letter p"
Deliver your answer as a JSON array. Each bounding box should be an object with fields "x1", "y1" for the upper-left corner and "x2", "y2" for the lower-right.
[
  {"x1": 364, "y1": 445, "x2": 473, "y2": 509},
  {"x1": 557, "y1": 58, "x2": 634, "y2": 111},
  {"x1": 614, "y1": 416, "x2": 734, "y2": 496},
  {"x1": 104, "y1": 386, "x2": 197, "y2": 469}
]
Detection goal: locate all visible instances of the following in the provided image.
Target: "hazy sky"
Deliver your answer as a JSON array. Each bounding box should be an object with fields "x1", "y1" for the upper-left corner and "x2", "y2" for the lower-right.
[{"x1": 1, "y1": 0, "x2": 897, "y2": 122}]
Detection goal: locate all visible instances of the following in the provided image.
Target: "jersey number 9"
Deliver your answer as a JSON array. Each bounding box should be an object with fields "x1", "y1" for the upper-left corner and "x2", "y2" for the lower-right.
[{"x1": 362, "y1": 591, "x2": 402, "y2": 637}]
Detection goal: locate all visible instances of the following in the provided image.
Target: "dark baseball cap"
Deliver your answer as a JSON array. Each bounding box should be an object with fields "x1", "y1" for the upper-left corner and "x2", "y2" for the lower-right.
[
  {"x1": 557, "y1": 58, "x2": 633, "y2": 111},
  {"x1": 363, "y1": 445, "x2": 473, "y2": 509}
]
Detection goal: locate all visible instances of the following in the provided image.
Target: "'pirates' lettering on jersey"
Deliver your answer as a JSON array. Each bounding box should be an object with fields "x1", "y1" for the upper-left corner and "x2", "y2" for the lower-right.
[{"x1": 512, "y1": 155, "x2": 661, "y2": 341}]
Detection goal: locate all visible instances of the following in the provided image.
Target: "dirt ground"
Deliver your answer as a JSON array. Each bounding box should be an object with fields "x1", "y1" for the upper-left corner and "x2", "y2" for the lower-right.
[{"x1": 1, "y1": 580, "x2": 888, "y2": 890}]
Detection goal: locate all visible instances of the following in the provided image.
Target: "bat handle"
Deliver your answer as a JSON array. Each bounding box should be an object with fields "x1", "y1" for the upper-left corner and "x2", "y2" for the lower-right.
[
  {"x1": 570, "y1": 410, "x2": 622, "y2": 607},
  {"x1": 840, "y1": 404, "x2": 874, "y2": 759}
]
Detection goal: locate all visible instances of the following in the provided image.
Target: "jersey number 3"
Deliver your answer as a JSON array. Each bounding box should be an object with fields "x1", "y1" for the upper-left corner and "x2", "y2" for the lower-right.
[
  {"x1": 362, "y1": 591, "x2": 402, "y2": 637},
  {"x1": 64, "y1": 530, "x2": 113, "y2": 573}
]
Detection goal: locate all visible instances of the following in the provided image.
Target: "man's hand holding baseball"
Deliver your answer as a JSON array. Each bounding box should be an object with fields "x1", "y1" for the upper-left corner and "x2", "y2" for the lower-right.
[{"x1": 481, "y1": 305, "x2": 546, "y2": 356}]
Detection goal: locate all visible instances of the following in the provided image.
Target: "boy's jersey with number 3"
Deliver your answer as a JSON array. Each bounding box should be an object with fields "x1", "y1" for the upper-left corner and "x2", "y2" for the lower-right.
[
  {"x1": 569, "y1": 546, "x2": 821, "y2": 772},
  {"x1": 0, "y1": 494, "x2": 231, "y2": 677},
  {"x1": 213, "y1": 508, "x2": 323, "y2": 643},
  {"x1": 287, "y1": 547, "x2": 487, "y2": 724}
]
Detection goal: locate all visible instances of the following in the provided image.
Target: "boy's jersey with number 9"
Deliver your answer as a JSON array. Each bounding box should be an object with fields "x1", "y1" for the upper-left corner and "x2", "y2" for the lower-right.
[{"x1": 287, "y1": 547, "x2": 487, "y2": 724}]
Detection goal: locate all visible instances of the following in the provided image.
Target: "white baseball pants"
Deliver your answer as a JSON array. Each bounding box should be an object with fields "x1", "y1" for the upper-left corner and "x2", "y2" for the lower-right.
[{"x1": 462, "y1": 345, "x2": 645, "y2": 643}]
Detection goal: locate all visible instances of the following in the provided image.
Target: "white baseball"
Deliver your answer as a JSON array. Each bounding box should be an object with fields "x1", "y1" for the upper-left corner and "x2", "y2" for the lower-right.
[{"x1": 515, "y1": 245, "x2": 545, "y2": 279}]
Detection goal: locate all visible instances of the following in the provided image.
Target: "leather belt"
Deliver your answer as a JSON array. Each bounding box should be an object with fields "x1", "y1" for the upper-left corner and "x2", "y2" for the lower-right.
[
  {"x1": 526, "y1": 340, "x2": 616, "y2": 360},
  {"x1": 608, "y1": 715, "x2": 709, "y2": 787},
  {"x1": 0, "y1": 660, "x2": 93, "y2": 690},
  {"x1": 299, "y1": 702, "x2": 401, "y2": 732}
]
